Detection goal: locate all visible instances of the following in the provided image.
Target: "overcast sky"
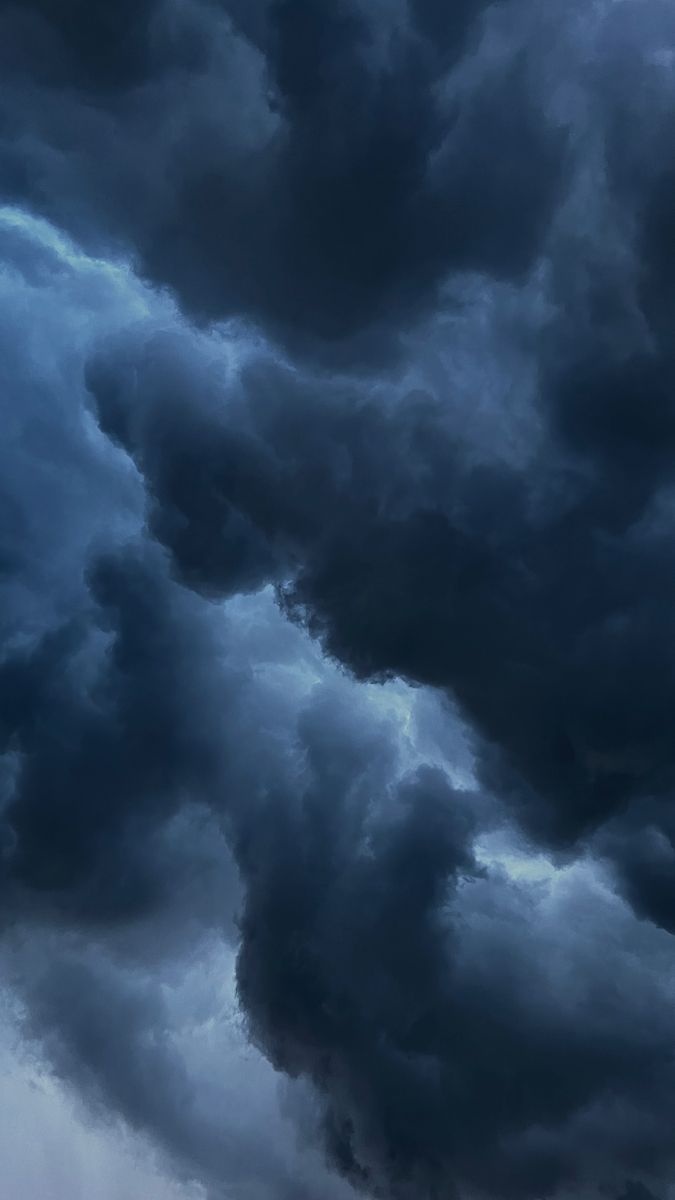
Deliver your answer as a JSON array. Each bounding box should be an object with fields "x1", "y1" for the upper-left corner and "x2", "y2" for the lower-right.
[{"x1": 3, "y1": 2, "x2": 675, "y2": 1199}]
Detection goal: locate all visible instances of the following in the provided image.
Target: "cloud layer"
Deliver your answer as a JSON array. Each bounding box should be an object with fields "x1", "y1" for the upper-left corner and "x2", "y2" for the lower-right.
[{"x1": 3, "y1": 4, "x2": 675, "y2": 1200}]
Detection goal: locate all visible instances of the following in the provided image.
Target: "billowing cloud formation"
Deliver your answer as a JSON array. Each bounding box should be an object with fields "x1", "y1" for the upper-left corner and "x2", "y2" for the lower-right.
[
  {"x1": 3, "y1": 4, "x2": 675, "y2": 1200},
  {"x1": 0, "y1": 0, "x2": 567, "y2": 359}
]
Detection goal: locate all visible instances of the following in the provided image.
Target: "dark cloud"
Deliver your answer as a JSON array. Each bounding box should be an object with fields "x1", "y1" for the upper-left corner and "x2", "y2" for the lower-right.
[
  {"x1": 0, "y1": 0, "x2": 568, "y2": 359},
  {"x1": 13, "y1": 941, "x2": 319, "y2": 1200},
  {"x1": 0, "y1": 215, "x2": 236, "y2": 934},
  {"x1": 0, "y1": 546, "x2": 236, "y2": 924},
  {"x1": 82, "y1": 277, "x2": 675, "y2": 1194},
  {"x1": 85, "y1": 296, "x2": 675, "y2": 856},
  {"x1": 0, "y1": 213, "x2": 365, "y2": 1198},
  {"x1": 3, "y1": 5, "x2": 675, "y2": 1200},
  {"x1": 0, "y1": 0, "x2": 160, "y2": 92},
  {"x1": 237, "y1": 693, "x2": 675, "y2": 1200}
]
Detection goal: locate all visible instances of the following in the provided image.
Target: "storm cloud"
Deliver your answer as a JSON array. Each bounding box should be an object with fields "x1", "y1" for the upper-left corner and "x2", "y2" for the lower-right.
[
  {"x1": 0, "y1": 0, "x2": 567, "y2": 358},
  {"x1": 3, "y1": 4, "x2": 675, "y2": 1200}
]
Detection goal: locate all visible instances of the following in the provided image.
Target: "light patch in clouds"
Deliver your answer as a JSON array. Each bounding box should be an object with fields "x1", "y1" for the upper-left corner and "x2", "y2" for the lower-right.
[{"x1": 0, "y1": 1011, "x2": 206, "y2": 1200}]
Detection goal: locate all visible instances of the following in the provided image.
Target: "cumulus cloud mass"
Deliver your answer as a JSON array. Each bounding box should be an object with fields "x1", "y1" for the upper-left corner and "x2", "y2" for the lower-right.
[{"x1": 3, "y1": 2, "x2": 675, "y2": 1198}]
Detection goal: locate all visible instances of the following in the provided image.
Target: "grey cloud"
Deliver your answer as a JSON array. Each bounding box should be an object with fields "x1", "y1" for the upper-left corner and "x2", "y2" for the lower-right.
[
  {"x1": 0, "y1": 0, "x2": 568, "y2": 361},
  {"x1": 4, "y1": 6, "x2": 675, "y2": 1200}
]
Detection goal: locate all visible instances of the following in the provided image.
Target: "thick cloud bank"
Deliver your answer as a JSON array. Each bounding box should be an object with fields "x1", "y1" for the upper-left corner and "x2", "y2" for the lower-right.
[{"x1": 3, "y1": 4, "x2": 675, "y2": 1200}]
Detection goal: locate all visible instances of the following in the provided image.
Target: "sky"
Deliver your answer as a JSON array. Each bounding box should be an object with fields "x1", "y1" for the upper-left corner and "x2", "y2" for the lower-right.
[{"x1": 3, "y1": 1, "x2": 675, "y2": 1198}]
